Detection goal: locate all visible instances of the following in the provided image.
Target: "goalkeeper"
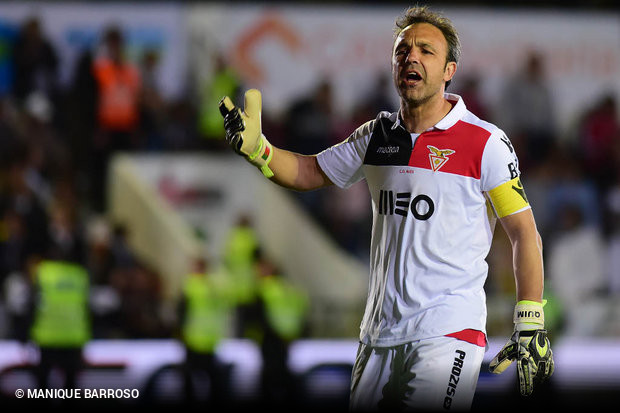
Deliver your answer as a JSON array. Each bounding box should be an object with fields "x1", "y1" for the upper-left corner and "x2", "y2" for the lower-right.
[{"x1": 219, "y1": 5, "x2": 553, "y2": 411}]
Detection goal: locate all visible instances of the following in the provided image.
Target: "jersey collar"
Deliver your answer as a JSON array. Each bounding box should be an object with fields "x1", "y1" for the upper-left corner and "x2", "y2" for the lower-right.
[{"x1": 390, "y1": 93, "x2": 466, "y2": 132}]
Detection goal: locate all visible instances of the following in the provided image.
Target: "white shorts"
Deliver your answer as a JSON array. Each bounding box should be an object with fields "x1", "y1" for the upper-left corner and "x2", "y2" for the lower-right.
[{"x1": 349, "y1": 336, "x2": 485, "y2": 411}]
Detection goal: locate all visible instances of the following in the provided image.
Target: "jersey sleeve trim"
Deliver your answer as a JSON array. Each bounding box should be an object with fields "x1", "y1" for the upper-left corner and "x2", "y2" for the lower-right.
[
  {"x1": 316, "y1": 119, "x2": 375, "y2": 189},
  {"x1": 316, "y1": 153, "x2": 344, "y2": 188}
]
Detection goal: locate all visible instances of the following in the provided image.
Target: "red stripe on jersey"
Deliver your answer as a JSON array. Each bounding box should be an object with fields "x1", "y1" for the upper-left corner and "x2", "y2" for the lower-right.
[
  {"x1": 407, "y1": 120, "x2": 491, "y2": 179},
  {"x1": 446, "y1": 329, "x2": 487, "y2": 347}
]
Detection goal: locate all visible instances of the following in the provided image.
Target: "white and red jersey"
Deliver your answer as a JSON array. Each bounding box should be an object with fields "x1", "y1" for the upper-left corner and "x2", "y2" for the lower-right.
[{"x1": 317, "y1": 93, "x2": 529, "y2": 347}]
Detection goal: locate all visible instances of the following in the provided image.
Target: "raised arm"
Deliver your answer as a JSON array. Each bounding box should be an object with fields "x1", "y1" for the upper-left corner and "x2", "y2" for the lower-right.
[
  {"x1": 219, "y1": 89, "x2": 333, "y2": 192},
  {"x1": 268, "y1": 148, "x2": 333, "y2": 191}
]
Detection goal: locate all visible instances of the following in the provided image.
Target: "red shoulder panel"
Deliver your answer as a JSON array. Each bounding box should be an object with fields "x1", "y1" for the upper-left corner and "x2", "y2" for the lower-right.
[{"x1": 408, "y1": 120, "x2": 491, "y2": 179}]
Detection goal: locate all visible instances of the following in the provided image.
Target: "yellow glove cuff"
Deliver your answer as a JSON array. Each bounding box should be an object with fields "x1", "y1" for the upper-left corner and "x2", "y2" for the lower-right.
[{"x1": 247, "y1": 135, "x2": 274, "y2": 178}]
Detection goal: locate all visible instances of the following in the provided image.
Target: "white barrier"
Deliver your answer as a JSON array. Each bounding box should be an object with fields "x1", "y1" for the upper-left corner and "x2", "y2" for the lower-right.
[
  {"x1": 108, "y1": 153, "x2": 367, "y2": 337},
  {"x1": 0, "y1": 338, "x2": 619, "y2": 406}
]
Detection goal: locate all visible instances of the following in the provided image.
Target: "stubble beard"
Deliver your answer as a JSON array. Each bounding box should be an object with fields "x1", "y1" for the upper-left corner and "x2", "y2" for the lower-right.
[
  {"x1": 402, "y1": 89, "x2": 433, "y2": 108},
  {"x1": 399, "y1": 82, "x2": 441, "y2": 110}
]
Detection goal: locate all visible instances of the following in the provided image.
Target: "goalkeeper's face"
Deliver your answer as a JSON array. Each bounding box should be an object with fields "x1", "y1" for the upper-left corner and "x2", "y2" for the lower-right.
[{"x1": 391, "y1": 23, "x2": 456, "y2": 107}]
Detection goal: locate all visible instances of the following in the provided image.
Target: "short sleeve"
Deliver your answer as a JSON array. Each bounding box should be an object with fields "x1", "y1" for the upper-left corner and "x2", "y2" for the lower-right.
[
  {"x1": 480, "y1": 129, "x2": 520, "y2": 192},
  {"x1": 481, "y1": 130, "x2": 531, "y2": 217},
  {"x1": 316, "y1": 120, "x2": 373, "y2": 189}
]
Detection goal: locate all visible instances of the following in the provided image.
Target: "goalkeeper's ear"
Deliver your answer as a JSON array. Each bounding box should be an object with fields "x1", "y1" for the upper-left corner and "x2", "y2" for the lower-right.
[{"x1": 218, "y1": 96, "x2": 236, "y2": 117}]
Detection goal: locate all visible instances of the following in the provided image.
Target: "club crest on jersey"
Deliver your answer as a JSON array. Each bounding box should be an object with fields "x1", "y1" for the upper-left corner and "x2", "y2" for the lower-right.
[{"x1": 427, "y1": 145, "x2": 455, "y2": 172}]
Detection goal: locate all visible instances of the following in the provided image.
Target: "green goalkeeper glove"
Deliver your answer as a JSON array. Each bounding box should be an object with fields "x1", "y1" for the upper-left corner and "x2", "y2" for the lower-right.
[
  {"x1": 218, "y1": 89, "x2": 274, "y2": 178},
  {"x1": 489, "y1": 300, "x2": 555, "y2": 396}
]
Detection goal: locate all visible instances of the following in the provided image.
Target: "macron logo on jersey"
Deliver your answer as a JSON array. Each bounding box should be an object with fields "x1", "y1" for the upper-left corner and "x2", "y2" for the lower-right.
[
  {"x1": 427, "y1": 145, "x2": 456, "y2": 172},
  {"x1": 377, "y1": 146, "x2": 400, "y2": 154}
]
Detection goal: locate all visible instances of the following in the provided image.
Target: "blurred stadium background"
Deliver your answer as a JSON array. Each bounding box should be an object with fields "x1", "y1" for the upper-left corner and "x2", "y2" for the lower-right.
[{"x1": 0, "y1": 0, "x2": 619, "y2": 409}]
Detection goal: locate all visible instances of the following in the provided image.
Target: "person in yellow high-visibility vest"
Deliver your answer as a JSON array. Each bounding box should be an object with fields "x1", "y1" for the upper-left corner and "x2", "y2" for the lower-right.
[
  {"x1": 179, "y1": 256, "x2": 233, "y2": 407},
  {"x1": 30, "y1": 258, "x2": 91, "y2": 390},
  {"x1": 250, "y1": 249, "x2": 309, "y2": 408},
  {"x1": 198, "y1": 53, "x2": 241, "y2": 149},
  {"x1": 222, "y1": 214, "x2": 260, "y2": 337}
]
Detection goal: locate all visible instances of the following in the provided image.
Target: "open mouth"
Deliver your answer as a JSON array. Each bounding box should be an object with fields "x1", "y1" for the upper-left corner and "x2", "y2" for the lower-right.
[{"x1": 403, "y1": 70, "x2": 422, "y2": 85}]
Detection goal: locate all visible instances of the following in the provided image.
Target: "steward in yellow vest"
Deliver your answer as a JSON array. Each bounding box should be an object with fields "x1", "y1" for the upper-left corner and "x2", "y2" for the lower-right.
[
  {"x1": 258, "y1": 274, "x2": 309, "y2": 343},
  {"x1": 222, "y1": 216, "x2": 259, "y2": 336},
  {"x1": 181, "y1": 271, "x2": 231, "y2": 354},
  {"x1": 198, "y1": 54, "x2": 241, "y2": 146},
  {"x1": 251, "y1": 251, "x2": 309, "y2": 408},
  {"x1": 30, "y1": 259, "x2": 91, "y2": 390},
  {"x1": 179, "y1": 257, "x2": 233, "y2": 406}
]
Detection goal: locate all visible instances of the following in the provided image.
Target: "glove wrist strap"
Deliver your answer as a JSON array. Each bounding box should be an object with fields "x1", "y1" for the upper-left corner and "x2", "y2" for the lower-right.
[
  {"x1": 248, "y1": 135, "x2": 274, "y2": 178},
  {"x1": 514, "y1": 300, "x2": 545, "y2": 331}
]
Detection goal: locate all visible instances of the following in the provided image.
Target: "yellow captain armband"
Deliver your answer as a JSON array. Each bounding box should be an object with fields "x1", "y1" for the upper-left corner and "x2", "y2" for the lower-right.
[{"x1": 487, "y1": 176, "x2": 530, "y2": 218}]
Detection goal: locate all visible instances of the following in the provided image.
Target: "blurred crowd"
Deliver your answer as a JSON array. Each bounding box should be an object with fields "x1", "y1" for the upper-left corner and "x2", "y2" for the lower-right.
[
  {"x1": 0, "y1": 14, "x2": 619, "y2": 352},
  {"x1": 480, "y1": 52, "x2": 620, "y2": 338},
  {"x1": 0, "y1": 18, "x2": 193, "y2": 343}
]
